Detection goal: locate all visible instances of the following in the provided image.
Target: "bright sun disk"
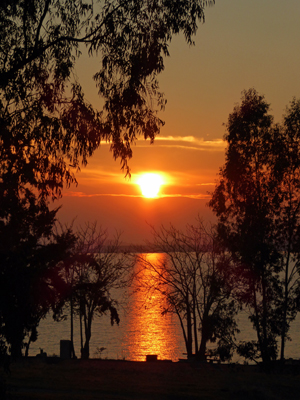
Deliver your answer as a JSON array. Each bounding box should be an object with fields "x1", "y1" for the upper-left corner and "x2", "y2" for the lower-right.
[{"x1": 137, "y1": 173, "x2": 164, "y2": 198}]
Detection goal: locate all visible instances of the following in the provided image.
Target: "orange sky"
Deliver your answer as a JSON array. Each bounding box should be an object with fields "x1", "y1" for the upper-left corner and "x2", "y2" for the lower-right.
[{"x1": 56, "y1": 0, "x2": 300, "y2": 244}]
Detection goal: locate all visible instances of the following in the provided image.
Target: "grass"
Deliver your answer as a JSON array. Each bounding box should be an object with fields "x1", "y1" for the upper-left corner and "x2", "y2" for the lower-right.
[{"x1": 3, "y1": 357, "x2": 300, "y2": 399}]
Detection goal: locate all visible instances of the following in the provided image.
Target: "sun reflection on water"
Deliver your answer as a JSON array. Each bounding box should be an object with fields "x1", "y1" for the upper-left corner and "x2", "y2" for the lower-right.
[{"x1": 124, "y1": 253, "x2": 183, "y2": 361}]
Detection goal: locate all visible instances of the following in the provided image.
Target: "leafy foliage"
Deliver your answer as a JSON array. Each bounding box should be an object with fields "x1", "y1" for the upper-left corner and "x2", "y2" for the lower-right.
[
  {"x1": 0, "y1": 0, "x2": 212, "y2": 181},
  {"x1": 0, "y1": 220, "x2": 76, "y2": 358},
  {"x1": 0, "y1": 0, "x2": 213, "y2": 357},
  {"x1": 209, "y1": 89, "x2": 300, "y2": 364}
]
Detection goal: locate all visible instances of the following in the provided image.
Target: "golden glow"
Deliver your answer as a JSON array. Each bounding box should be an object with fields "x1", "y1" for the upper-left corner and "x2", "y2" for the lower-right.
[
  {"x1": 137, "y1": 173, "x2": 164, "y2": 198},
  {"x1": 126, "y1": 253, "x2": 183, "y2": 361}
]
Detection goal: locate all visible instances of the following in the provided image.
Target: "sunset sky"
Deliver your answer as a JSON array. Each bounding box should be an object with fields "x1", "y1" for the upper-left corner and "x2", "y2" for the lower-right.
[{"x1": 57, "y1": 0, "x2": 300, "y2": 244}]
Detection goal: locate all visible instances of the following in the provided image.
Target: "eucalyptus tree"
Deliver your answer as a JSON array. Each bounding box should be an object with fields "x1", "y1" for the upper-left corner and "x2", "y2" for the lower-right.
[
  {"x1": 0, "y1": 0, "x2": 213, "y2": 183},
  {"x1": 0, "y1": 0, "x2": 213, "y2": 356},
  {"x1": 209, "y1": 89, "x2": 300, "y2": 364},
  {"x1": 0, "y1": 222, "x2": 76, "y2": 358},
  {"x1": 135, "y1": 219, "x2": 239, "y2": 362},
  {"x1": 272, "y1": 98, "x2": 300, "y2": 361}
]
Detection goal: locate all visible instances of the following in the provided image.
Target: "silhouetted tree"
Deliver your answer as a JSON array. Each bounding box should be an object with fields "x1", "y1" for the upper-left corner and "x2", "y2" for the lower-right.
[
  {"x1": 135, "y1": 219, "x2": 239, "y2": 362},
  {"x1": 271, "y1": 98, "x2": 300, "y2": 361},
  {"x1": 0, "y1": 0, "x2": 213, "y2": 357},
  {"x1": 56, "y1": 223, "x2": 129, "y2": 359},
  {"x1": 209, "y1": 89, "x2": 300, "y2": 364},
  {"x1": 0, "y1": 214, "x2": 76, "y2": 358},
  {"x1": 1, "y1": 0, "x2": 213, "y2": 182}
]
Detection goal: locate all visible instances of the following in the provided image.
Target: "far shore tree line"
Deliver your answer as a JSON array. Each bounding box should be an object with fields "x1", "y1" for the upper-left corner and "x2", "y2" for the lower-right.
[{"x1": 1, "y1": 1, "x2": 300, "y2": 369}]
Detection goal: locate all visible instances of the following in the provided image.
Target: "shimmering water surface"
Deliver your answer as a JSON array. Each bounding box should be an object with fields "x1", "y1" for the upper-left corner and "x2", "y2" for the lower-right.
[{"x1": 30, "y1": 254, "x2": 300, "y2": 362}]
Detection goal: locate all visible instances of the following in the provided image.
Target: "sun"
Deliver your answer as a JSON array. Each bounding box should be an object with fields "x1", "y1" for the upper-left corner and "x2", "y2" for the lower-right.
[{"x1": 137, "y1": 173, "x2": 164, "y2": 198}]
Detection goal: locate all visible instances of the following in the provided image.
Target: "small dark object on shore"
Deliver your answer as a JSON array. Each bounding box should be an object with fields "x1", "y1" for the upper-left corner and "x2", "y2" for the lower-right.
[
  {"x1": 146, "y1": 355, "x2": 158, "y2": 362},
  {"x1": 36, "y1": 349, "x2": 47, "y2": 359}
]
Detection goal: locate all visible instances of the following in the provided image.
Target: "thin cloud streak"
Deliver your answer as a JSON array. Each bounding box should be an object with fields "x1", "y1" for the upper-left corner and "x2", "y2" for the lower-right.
[
  {"x1": 99, "y1": 136, "x2": 226, "y2": 151},
  {"x1": 196, "y1": 183, "x2": 216, "y2": 186},
  {"x1": 63, "y1": 191, "x2": 210, "y2": 200},
  {"x1": 142, "y1": 136, "x2": 226, "y2": 151},
  {"x1": 160, "y1": 193, "x2": 211, "y2": 199},
  {"x1": 64, "y1": 191, "x2": 139, "y2": 198},
  {"x1": 77, "y1": 169, "x2": 122, "y2": 179}
]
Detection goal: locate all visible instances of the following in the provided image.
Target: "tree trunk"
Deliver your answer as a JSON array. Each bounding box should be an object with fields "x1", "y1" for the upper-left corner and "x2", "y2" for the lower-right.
[
  {"x1": 197, "y1": 313, "x2": 209, "y2": 362},
  {"x1": 192, "y1": 286, "x2": 198, "y2": 357},
  {"x1": 79, "y1": 297, "x2": 85, "y2": 357},
  {"x1": 175, "y1": 307, "x2": 189, "y2": 356},
  {"x1": 80, "y1": 307, "x2": 83, "y2": 354},
  {"x1": 82, "y1": 317, "x2": 92, "y2": 359},
  {"x1": 81, "y1": 338, "x2": 90, "y2": 359},
  {"x1": 9, "y1": 321, "x2": 24, "y2": 359},
  {"x1": 81, "y1": 304, "x2": 92, "y2": 359},
  {"x1": 10, "y1": 338, "x2": 23, "y2": 359},
  {"x1": 198, "y1": 329, "x2": 207, "y2": 362},
  {"x1": 280, "y1": 251, "x2": 290, "y2": 361},
  {"x1": 70, "y1": 295, "x2": 76, "y2": 359},
  {"x1": 24, "y1": 337, "x2": 31, "y2": 358},
  {"x1": 252, "y1": 285, "x2": 264, "y2": 360},
  {"x1": 186, "y1": 296, "x2": 193, "y2": 358},
  {"x1": 261, "y1": 275, "x2": 271, "y2": 366}
]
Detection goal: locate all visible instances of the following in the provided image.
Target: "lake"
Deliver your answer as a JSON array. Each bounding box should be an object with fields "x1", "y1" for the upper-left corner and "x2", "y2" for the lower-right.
[{"x1": 29, "y1": 254, "x2": 300, "y2": 362}]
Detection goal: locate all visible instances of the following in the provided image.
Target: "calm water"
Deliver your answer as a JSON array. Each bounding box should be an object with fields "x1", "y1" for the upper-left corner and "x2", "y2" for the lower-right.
[{"x1": 30, "y1": 254, "x2": 300, "y2": 362}]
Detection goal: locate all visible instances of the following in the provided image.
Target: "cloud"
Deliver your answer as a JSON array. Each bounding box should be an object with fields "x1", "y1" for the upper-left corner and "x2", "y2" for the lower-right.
[
  {"x1": 63, "y1": 191, "x2": 140, "y2": 198},
  {"x1": 160, "y1": 193, "x2": 211, "y2": 199},
  {"x1": 63, "y1": 191, "x2": 211, "y2": 200},
  {"x1": 99, "y1": 135, "x2": 226, "y2": 151},
  {"x1": 135, "y1": 136, "x2": 226, "y2": 151},
  {"x1": 77, "y1": 169, "x2": 121, "y2": 179},
  {"x1": 155, "y1": 136, "x2": 197, "y2": 142},
  {"x1": 195, "y1": 183, "x2": 216, "y2": 186}
]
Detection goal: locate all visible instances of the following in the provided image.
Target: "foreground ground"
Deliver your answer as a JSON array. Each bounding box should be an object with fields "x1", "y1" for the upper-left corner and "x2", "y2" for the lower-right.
[{"x1": 2, "y1": 358, "x2": 300, "y2": 399}]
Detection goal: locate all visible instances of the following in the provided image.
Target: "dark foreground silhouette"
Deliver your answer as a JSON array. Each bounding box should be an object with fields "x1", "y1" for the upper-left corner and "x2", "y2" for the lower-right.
[{"x1": 3, "y1": 358, "x2": 300, "y2": 400}]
